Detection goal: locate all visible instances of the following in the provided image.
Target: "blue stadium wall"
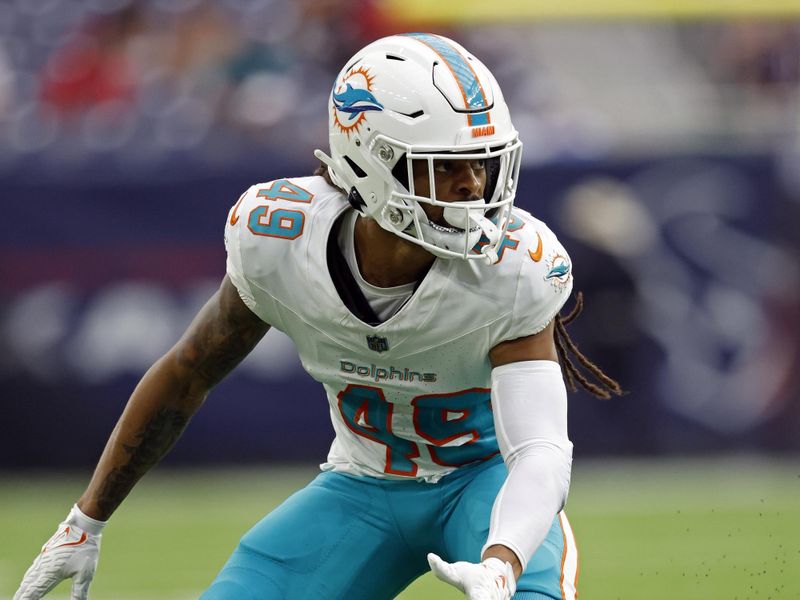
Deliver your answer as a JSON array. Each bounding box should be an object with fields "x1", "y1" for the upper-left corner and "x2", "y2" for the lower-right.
[{"x1": 2, "y1": 153, "x2": 798, "y2": 468}]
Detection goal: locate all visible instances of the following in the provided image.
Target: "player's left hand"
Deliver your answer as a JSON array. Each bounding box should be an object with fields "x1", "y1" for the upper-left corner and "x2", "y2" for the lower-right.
[{"x1": 428, "y1": 553, "x2": 516, "y2": 600}]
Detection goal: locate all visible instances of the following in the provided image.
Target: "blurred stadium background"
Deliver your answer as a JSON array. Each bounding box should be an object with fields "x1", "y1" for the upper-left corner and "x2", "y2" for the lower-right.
[{"x1": 1, "y1": 0, "x2": 799, "y2": 598}]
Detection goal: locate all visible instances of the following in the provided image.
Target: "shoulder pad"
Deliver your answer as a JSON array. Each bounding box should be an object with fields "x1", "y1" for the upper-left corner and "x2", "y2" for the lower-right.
[
  {"x1": 224, "y1": 176, "x2": 345, "y2": 307},
  {"x1": 505, "y1": 209, "x2": 574, "y2": 339}
]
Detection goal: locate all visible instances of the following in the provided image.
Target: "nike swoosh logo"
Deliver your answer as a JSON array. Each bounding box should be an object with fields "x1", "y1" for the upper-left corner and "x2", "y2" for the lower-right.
[
  {"x1": 528, "y1": 232, "x2": 543, "y2": 262},
  {"x1": 44, "y1": 527, "x2": 88, "y2": 553}
]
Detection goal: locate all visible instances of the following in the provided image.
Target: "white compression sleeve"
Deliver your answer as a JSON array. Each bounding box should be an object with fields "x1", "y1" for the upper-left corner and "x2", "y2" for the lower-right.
[{"x1": 482, "y1": 360, "x2": 573, "y2": 569}]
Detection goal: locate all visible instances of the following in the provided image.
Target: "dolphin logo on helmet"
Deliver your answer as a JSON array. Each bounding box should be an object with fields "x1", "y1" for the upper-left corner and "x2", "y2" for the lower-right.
[
  {"x1": 333, "y1": 84, "x2": 384, "y2": 121},
  {"x1": 331, "y1": 65, "x2": 382, "y2": 137}
]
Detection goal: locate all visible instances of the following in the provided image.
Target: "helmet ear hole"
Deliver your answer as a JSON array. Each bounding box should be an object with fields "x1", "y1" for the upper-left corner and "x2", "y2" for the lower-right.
[{"x1": 344, "y1": 156, "x2": 368, "y2": 179}]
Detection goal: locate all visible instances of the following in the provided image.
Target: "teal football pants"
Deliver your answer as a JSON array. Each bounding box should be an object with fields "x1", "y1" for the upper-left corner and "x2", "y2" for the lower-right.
[{"x1": 200, "y1": 455, "x2": 576, "y2": 600}]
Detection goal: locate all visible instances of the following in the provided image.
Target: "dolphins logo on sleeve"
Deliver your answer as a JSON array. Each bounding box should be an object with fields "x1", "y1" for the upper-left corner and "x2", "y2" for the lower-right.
[{"x1": 544, "y1": 253, "x2": 572, "y2": 291}]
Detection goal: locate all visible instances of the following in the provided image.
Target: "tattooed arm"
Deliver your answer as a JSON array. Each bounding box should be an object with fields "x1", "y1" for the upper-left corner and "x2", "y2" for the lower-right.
[
  {"x1": 14, "y1": 276, "x2": 267, "y2": 599},
  {"x1": 77, "y1": 275, "x2": 269, "y2": 521}
]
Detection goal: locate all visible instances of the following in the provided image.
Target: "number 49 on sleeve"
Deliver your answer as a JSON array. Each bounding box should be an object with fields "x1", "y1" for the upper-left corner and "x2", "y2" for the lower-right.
[{"x1": 246, "y1": 179, "x2": 314, "y2": 240}]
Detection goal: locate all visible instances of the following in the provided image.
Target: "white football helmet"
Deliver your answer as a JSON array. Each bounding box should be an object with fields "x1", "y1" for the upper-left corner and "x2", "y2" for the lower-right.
[{"x1": 315, "y1": 33, "x2": 522, "y2": 263}]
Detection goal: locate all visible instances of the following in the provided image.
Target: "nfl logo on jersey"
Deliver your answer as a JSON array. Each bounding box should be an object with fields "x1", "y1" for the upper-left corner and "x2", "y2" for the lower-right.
[{"x1": 366, "y1": 335, "x2": 389, "y2": 353}]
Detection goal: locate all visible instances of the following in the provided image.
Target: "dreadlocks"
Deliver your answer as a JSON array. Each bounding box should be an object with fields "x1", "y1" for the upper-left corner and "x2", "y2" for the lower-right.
[{"x1": 555, "y1": 292, "x2": 623, "y2": 400}]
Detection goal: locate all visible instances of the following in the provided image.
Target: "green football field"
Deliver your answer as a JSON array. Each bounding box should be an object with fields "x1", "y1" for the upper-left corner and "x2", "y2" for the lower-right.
[{"x1": 2, "y1": 457, "x2": 798, "y2": 599}]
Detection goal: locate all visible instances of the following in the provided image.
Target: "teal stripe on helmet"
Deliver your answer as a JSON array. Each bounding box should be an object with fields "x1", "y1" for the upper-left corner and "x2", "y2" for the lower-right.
[{"x1": 404, "y1": 33, "x2": 489, "y2": 112}]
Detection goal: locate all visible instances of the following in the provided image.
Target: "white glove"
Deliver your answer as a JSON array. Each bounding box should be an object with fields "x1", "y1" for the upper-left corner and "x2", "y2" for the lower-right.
[
  {"x1": 15, "y1": 505, "x2": 106, "y2": 600},
  {"x1": 428, "y1": 553, "x2": 516, "y2": 600}
]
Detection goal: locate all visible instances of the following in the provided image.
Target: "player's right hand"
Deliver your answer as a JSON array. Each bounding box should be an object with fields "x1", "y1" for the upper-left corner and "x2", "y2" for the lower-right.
[
  {"x1": 14, "y1": 505, "x2": 106, "y2": 600},
  {"x1": 428, "y1": 553, "x2": 516, "y2": 600}
]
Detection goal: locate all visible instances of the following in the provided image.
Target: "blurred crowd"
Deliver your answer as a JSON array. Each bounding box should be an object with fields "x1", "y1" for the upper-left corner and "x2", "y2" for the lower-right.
[
  {"x1": 2, "y1": 1, "x2": 799, "y2": 461},
  {"x1": 0, "y1": 0, "x2": 798, "y2": 167},
  {"x1": 0, "y1": 0, "x2": 396, "y2": 165}
]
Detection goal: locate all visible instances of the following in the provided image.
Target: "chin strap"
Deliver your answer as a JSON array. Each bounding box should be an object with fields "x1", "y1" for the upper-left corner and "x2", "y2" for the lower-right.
[
  {"x1": 475, "y1": 215, "x2": 500, "y2": 244},
  {"x1": 439, "y1": 200, "x2": 505, "y2": 264},
  {"x1": 471, "y1": 211, "x2": 501, "y2": 265},
  {"x1": 480, "y1": 245, "x2": 500, "y2": 264}
]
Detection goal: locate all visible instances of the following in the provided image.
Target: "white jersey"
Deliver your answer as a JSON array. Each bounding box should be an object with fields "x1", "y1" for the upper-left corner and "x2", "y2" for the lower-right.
[{"x1": 224, "y1": 176, "x2": 573, "y2": 482}]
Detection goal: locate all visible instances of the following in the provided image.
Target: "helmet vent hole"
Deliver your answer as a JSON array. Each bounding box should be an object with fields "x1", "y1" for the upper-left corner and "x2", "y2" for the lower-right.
[
  {"x1": 386, "y1": 54, "x2": 406, "y2": 61},
  {"x1": 344, "y1": 156, "x2": 368, "y2": 179},
  {"x1": 345, "y1": 58, "x2": 362, "y2": 72}
]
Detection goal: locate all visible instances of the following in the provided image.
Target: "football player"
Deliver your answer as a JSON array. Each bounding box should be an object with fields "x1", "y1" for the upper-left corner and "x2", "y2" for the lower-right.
[{"x1": 15, "y1": 33, "x2": 619, "y2": 600}]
